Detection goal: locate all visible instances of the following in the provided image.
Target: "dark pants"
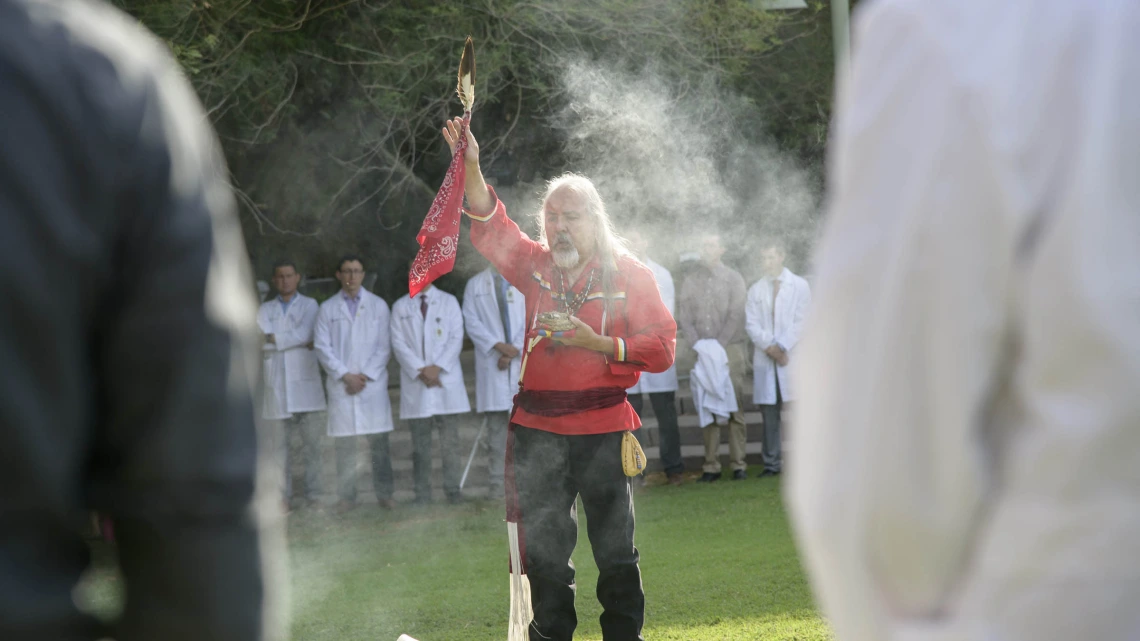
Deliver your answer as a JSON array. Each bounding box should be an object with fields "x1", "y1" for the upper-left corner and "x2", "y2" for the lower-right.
[
  {"x1": 334, "y1": 433, "x2": 394, "y2": 503},
  {"x1": 513, "y1": 425, "x2": 644, "y2": 641},
  {"x1": 408, "y1": 414, "x2": 462, "y2": 501},
  {"x1": 759, "y1": 377, "x2": 784, "y2": 473},
  {"x1": 628, "y1": 392, "x2": 684, "y2": 476}
]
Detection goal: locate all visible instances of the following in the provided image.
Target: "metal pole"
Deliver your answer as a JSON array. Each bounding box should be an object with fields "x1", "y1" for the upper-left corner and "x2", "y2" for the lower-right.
[
  {"x1": 459, "y1": 414, "x2": 489, "y2": 490},
  {"x1": 831, "y1": 0, "x2": 851, "y2": 79}
]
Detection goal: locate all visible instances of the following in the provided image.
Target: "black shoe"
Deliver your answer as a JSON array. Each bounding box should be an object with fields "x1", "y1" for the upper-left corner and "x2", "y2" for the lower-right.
[
  {"x1": 759, "y1": 469, "x2": 781, "y2": 478},
  {"x1": 697, "y1": 472, "x2": 722, "y2": 483},
  {"x1": 732, "y1": 469, "x2": 747, "y2": 480},
  {"x1": 446, "y1": 493, "x2": 465, "y2": 505}
]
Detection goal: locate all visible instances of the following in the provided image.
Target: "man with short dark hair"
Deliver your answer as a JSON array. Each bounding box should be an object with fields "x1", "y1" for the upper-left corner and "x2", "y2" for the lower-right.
[
  {"x1": 314, "y1": 255, "x2": 396, "y2": 513},
  {"x1": 257, "y1": 260, "x2": 327, "y2": 508}
]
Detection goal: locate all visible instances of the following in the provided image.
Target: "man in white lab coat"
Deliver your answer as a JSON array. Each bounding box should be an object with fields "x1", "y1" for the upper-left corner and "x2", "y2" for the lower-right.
[
  {"x1": 787, "y1": 2, "x2": 1140, "y2": 641},
  {"x1": 624, "y1": 229, "x2": 685, "y2": 485},
  {"x1": 314, "y1": 255, "x2": 396, "y2": 513},
  {"x1": 744, "y1": 242, "x2": 809, "y2": 477},
  {"x1": 391, "y1": 282, "x2": 472, "y2": 504},
  {"x1": 462, "y1": 266, "x2": 526, "y2": 498},
  {"x1": 257, "y1": 260, "x2": 327, "y2": 507}
]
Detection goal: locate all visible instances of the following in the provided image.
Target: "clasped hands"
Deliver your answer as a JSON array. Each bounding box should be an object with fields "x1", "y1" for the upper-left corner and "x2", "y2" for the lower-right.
[
  {"x1": 342, "y1": 373, "x2": 369, "y2": 395},
  {"x1": 417, "y1": 365, "x2": 444, "y2": 388},
  {"x1": 494, "y1": 342, "x2": 520, "y2": 370},
  {"x1": 764, "y1": 344, "x2": 789, "y2": 367}
]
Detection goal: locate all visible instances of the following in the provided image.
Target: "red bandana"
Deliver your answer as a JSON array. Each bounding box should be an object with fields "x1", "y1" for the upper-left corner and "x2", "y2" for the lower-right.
[{"x1": 409, "y1": 114, "x2": 469, "y2": 297}]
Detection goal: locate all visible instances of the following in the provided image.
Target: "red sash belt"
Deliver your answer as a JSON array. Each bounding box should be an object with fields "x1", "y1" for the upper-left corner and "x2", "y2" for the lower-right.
[{"x1": 514, "y1": 387, "x2": 628, "y2": 418}]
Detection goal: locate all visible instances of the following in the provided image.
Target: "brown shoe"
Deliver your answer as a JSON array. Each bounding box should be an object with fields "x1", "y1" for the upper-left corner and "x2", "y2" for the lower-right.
[
  {"x1": 667, "y1": 473, "x2": 684, "y2": 486},
  {"x1": 378, "y1": 498, "x2": 396, "y2": 510}
]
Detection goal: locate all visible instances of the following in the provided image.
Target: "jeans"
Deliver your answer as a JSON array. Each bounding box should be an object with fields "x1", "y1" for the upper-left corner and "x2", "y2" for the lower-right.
[
  {"x1": 483, "y1": 411, "x2": 510, "y2": 496},
  {"x1": 628, "y1": 392, "x2": 684, "y2": 476},
  {"x1": 759, "y1": 376, "x2": 784, "y2": 473},
  {"x1": 513, "y1": 425, "x2": 644, "y2": 641},
  {"x1": 408, "y1": 414, "x2": 463, "y2": 501}
]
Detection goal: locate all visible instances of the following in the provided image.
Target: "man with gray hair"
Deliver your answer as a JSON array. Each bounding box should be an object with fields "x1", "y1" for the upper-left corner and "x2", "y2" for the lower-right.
[{"x1": 443, "y1": 118, "x2": 677, "y2": 641}]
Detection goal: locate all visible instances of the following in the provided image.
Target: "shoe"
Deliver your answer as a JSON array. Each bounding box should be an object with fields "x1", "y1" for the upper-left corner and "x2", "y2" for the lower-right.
[
  {"x1": 697, "y1": 472, "x2": 722, "y2": 483},
  {"x1": 378, "y1": 498, "x2": 396, "y2": 510},
  {"x1": 732, "y1": 470, "x2": 747, "y2": 481},
  {"x1": 446, "y1": 493, "x2": 465, "y2": 505},
  {"x1": 759, "y1": 469, "x2": 781, "y2": 478},
  {"x1": 667, "y1": 473, "x2": 684, "y2": 486},
  {"x1": 333, "y1": 501, "x2": 356, "y2": 515}
]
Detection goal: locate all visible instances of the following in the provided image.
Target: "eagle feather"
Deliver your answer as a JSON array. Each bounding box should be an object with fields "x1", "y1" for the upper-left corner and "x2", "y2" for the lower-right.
[{"x1": 457, "y1": 36, "x2": 475, "y2": 113}]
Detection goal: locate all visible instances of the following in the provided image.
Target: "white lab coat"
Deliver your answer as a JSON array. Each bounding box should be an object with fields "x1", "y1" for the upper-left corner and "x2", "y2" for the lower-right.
[
  {"x1": 462, "y1": 268, "x2": 526, "y2": 413},
  {"x1": 257, "y1": 294, "x2": 327, "y2": 420},
  {"x1": 390, "y1": 287, "x2": 471, "y2": 420},
  {"x1": 689, "y1": 339, "x2": 737, "y2": 428},
  {"x1": 627, "y1": 257, "x2": 679, "y2": 394},
  {"x1": 745, "y1": 268, "x2": 810, "y2": 405},
  {"x1": 787, "y1": 2, "x2": 1140, "y2": 641},
  {"x1": 313, "y1": 290, "x2": 394, "y2": 437}
]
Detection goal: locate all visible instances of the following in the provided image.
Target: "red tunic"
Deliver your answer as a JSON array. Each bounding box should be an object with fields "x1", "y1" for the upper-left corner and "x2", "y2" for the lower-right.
[{"x1": 467, "y1": 187, "x2": 677, "y2": 435}]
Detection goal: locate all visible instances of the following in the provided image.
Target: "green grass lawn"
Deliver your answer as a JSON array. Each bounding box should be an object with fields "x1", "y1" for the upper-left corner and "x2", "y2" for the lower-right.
[
  {"x1": 83, "y1": 475, "x2": 832, "y2": 640},
  {"x1": 282, "y1": 475, "x2": 830, "y2": 641}
]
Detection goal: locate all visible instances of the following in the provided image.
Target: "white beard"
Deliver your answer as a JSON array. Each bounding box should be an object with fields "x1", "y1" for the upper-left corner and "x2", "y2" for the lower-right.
[{"x1": 552, "y1": 245, "x2": 580, "y2": 270}]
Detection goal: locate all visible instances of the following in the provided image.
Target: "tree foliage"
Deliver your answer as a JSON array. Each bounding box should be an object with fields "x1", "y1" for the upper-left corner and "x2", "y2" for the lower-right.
[{"x1": 113, "y1": 0, "x2": 836, "y2": 296}]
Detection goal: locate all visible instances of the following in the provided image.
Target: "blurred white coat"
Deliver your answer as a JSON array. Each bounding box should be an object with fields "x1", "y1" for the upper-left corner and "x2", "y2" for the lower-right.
[{"x1": 787, "y1": 2, "x2": 1140, "y2": 641}]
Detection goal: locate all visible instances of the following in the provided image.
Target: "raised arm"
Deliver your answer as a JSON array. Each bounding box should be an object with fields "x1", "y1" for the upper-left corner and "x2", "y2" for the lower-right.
[{"x1": 442, "y1": 118, "x2": 541, "y2": 292}]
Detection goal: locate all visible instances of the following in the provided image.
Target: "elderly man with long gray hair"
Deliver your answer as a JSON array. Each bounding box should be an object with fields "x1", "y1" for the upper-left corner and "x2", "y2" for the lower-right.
[{"x1": 443, "y1": 118, "x2": 676, "y2": 641}]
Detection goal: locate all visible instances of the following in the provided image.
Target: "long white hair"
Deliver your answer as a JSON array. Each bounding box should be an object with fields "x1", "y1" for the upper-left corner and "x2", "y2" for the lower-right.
[{"x1": 536, "y1": 173, "x2": 630, "y2": 329}]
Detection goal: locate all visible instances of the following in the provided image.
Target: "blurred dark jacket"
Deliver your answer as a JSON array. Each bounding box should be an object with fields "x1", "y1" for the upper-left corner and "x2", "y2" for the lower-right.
[{"x1": 0, "y1": 1, "x2": 269, "y2": 640}]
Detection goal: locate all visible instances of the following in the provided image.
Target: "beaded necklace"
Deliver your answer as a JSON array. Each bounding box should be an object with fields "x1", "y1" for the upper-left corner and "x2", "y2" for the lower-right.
[{"x1": 556, "y1": 267, "x2": 598, "y2": 316}]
